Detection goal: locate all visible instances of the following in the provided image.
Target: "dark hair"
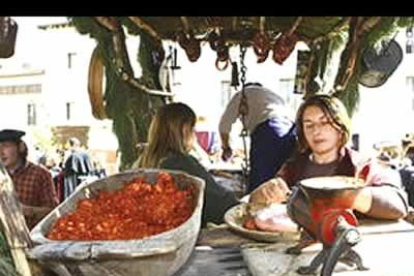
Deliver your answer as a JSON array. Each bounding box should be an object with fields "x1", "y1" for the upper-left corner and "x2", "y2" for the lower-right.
[
  {"x1": 296, "y1": 94, "x2": 351, "y2": 152},
  {"x1": 18, "y1": 140, "x2": 28, "y2": 160}
]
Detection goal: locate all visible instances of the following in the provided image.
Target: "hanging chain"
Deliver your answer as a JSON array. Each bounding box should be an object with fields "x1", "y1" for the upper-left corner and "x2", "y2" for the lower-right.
[
  {"x1": 239, "y1": 45, "x2": 248, "y2": 137},
  {"x1": 238, "y1": 45, "x2": 250, "y2": 194}
]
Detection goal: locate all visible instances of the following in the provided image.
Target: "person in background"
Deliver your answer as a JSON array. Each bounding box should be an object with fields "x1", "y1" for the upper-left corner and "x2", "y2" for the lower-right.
[
  {"x1": 63, "y1": 137, "x2": 94, "y2": 199},
  {"x1": 45, "y1": 154, "x2": 64, "y2": 202},
  {"x1": 91, "y1": 156, "x2": 107, "y2": 179},
  {"x1": 136, "y1": 102, "x2": 239, "y2": 227},
  {"x1": 249, "y1": 95, "x2": 408, "y2": 244},
  {"x1": 0, "y1": 129, "x2": 58, "y2": 229},
  {"x1": 219, "y1": 82, "x2": 297, "y2": 193},
  {"x1": 33, "y1": 144, "x2": 46, "y2": 166},
  {"x1": 402, "y1": 135, "x2": 414, "y2": 167}
]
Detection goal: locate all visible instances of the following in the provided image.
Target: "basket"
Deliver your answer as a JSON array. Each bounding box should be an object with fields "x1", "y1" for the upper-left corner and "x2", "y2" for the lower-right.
[{"x1": 28, "y1": 169, "x2": 205, "y2": 276}]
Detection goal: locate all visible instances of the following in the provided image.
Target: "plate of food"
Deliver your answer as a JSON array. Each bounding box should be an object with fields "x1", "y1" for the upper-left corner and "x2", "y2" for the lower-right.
[{"x1": 224, "y1": 202, "x2": 300, "y2": 243}]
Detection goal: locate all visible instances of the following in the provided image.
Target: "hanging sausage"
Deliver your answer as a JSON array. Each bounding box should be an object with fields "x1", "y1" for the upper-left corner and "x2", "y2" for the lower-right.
[
  {"x1": 253, "y1": 32, "x2": 271, "y2": 63},
  {"x1": 272, "y1": 17, "x2": 302, "y2": 65},
  {"x1": 272, "y1": 33, "x2": 299, "y2": 64},
  {"x1": 253, "y1": 17, "x2": 270, "y2": 63},
  {"x1": 177, "y1": 31, "x2": 201, "y2": 62}
]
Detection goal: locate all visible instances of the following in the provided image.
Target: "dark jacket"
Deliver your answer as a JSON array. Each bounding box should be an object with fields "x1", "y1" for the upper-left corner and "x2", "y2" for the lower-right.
[
  {"x1": 278, "y1": 147, "x2": 403, "y2": 188},
  {"x1": 160, "y1": 151, "x2": 238, "y2": 227},
  {"x1": 64, "y1": 150, "x2": 94, "y2": 176}
]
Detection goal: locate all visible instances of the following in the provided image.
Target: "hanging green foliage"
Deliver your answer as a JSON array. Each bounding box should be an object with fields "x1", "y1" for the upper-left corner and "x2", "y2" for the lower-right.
[
  {"x1": 363, "y1": 17, "x2": 399, "y2": 51},
  {"x1": 108, "y1": 33, "x2": 165, "y2": 170},
  {"x1": 330, "y1": 17, "x2": 400, "y2": 114},
  {"x1": 397, "y1": 17, "x2": 414, "y2": 28},
  {"x1": 70, "y1": 17, "x2": 166, "y2": 170},
  {"x1": 330, "y1": 30, "x2": 348, "y2": 53},
  {"x1": 138, "y1": 33, "x2": 164, "y2": 89},
  {"x1": 332, "y1": 75, "x2": 360, "y2": 117},
  {"x1": 69, "y1": 17, "x2": 112, "y2": 41},
  {"x1": 0, "y1": 232, "x2": 20, "y2": 276},
  {"x1": 332, "y1": 25, "x2": 363, "y2": 117},
  {"x1": 302, "y1": 46, "x2": 324, "y2": 98}
]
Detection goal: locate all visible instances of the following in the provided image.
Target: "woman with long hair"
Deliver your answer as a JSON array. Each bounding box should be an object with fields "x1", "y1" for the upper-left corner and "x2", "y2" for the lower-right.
[
  {"x1": 137, "y1": 102, "x2": 238, "y2": 227},
  {"x1": 250, "y1": 94, "x2": 408, "y2": 227}
]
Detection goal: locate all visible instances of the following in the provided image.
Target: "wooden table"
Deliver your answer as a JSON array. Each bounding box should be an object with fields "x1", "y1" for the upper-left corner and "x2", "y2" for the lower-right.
[
  {"x1": 242, "y1": 219, "x2": 414, "y2": 276},
  {"x1": 175, "y1": 218, "x2": 414, "y2": 276},
  {"x1": 175, "y1": 226, "x2": 254, "y2": 276}
]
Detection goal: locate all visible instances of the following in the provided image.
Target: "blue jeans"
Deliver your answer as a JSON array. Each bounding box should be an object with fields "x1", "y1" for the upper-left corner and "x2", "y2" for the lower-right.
[{"x1": 248, "y1": 117, "x2": 297, "y2": 193}]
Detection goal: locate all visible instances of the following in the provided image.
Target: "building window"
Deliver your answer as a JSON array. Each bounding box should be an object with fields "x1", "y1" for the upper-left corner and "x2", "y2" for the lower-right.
[
  {"x1": 67, "y1": 52, "x2": 76, "y2": 69},
  {"x1": 407, "y1": 27, "x2": 414, "y2": 54},
  {"x1": 220, "y1": 80, "x2": 232, "y2": 109},
  {"x1": 279, "y1": 78, "x2": 294, "y2": 99},
  {"x1": 279, "y1": 78, "x2": 302, "y2": 113},
  {"x1": 66, "y1": 102, "x2": 73, "y2": 120},
  {"x1": 0, "y1": 84, "x2": 41, "y2": 95},
  {"x1": 406, "y1": 76, "x2": 414, "y2": 91},
  {"x1": 406, "y1": 76, "x2": 414, "y2": 110},
  {"x1": 27, "y1": 103, "x2": 36, "y2": 126}
]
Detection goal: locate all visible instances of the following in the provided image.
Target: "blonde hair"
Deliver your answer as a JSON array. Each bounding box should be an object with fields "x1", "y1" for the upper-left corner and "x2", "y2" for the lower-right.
[
  {"x1": 296, "y1": 95, "x2": 351, "y2": 153},
  {"x1": 137, "y1": 102, "x2": 196, "y2": 168}
]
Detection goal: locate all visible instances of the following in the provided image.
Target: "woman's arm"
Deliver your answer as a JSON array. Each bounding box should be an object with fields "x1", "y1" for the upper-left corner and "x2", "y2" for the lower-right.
[
  {"x1": 354, "y1": 163, "x2": 408, "y2": 219},
  {"x1": 354, "y1": 185, "x2": 408, "y2": 219}
]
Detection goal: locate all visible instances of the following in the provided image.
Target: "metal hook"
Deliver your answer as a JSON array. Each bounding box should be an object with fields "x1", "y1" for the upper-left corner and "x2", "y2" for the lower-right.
[{"x1": 170, "y1": 47, "x2": 181, "y2": 70}]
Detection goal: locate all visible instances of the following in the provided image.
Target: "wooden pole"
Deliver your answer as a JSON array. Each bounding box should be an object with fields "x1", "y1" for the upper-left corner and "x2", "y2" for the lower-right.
[{"x1": 0, "y1": 163, "x2": 33, "y2": 276}]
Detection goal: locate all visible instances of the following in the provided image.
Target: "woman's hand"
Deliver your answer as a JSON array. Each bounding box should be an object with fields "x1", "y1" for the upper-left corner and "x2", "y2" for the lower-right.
[
  {"x1": 249, "y1": 178, "x2": 291, "y2": 207},
  {"x1": 352, "y1": 187, "x2": 373, "y2": 214}
]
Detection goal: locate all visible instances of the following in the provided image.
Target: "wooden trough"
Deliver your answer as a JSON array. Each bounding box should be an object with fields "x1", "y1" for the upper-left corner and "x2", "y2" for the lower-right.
[{"x1": 28, "y1": 169, "x2": 205, "y2": 276}]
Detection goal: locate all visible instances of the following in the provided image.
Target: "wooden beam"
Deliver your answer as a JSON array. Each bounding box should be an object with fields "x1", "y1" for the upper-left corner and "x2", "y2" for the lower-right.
[
  {"x1": 333, "y1": 17, "x2": 365, "y2": 93},
  {"x1": 312, "y1": 17, "x2": 351, "y2": 45},
  {"x1": 287, "y1": 17, "x2": 303, "y2": 36},
  {"x1": 358, "y1": 17, "x2": 382, "y2": 35},
  {"x1": 180, "y1": 17, "x2": 190, "y2": 33},
  {"x1": 0, "y1": 163, "x2": 33, "y2": 276},
  {"x1": 95, "y1": 17, "x2": 119, "y2": 31},
  {"x1": 128, "y1": 17, "x2": 162, "y2": 42},
  {"x1": 232, "y1": 17, "x2": 238, "y2": 32},
  {"x1": 120, "y1": 71, "x2": 175, "y2": 97}
]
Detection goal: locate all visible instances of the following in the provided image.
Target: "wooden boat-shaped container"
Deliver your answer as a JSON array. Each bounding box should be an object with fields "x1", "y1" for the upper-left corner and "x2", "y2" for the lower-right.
[{"x1": 28, "y1": 169, "x2": 205, "y2": 276}]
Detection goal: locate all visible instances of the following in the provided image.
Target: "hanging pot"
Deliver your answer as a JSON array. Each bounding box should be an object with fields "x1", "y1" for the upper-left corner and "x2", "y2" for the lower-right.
[
  {"x1": 358, "y1": 39, "x2": 403, "y2": 88},
  {"x1": 0, "y1": 17, "x2": 18, "y2": 58}
]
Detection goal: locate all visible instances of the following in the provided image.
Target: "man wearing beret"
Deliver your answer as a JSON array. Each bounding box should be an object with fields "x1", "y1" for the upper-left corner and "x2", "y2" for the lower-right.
[{"x1": 0, "y1": 129, "x2": 58, "y2": 229}]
